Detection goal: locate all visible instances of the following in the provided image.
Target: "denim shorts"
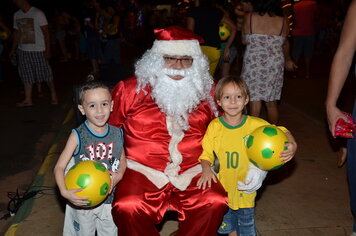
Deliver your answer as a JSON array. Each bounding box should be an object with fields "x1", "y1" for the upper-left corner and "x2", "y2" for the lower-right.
[
  {"x1": 219, "y1": 45, "x2": 237, "y2": 64},
  {"x1": 218, "y1": 207, "x2": 256, "y2": 236}
]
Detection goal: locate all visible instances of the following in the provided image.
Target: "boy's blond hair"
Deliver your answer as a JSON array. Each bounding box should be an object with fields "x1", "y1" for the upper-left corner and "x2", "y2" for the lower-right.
[{"x1": 214, "y1": 75, "x2": 250, "y2": 102}]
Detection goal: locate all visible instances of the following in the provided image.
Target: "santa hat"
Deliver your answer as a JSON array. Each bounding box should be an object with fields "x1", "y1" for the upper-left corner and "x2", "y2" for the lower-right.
[{"x1": 151, "y1": 25, "x2": 205, "y2": 57}]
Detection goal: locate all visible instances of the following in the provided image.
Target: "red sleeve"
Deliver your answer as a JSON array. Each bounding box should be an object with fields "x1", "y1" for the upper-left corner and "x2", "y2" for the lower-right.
[{"x1": 108, "y1": 77, "x2": 137, "y2": 128}]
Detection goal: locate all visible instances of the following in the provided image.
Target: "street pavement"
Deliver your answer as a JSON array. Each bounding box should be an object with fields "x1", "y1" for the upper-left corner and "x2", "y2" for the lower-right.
[
  {"x1": 0, "y1": 59, "x2": 88, "y2": 235},
  {"x1": 0, "y1": 47, "x2": 355, "y2": 236}
]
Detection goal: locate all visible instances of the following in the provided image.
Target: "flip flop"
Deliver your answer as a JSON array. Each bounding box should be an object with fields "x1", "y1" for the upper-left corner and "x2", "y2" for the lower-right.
[{"x1": 16, "y1": 101, "x2": 33, "y2": 107}]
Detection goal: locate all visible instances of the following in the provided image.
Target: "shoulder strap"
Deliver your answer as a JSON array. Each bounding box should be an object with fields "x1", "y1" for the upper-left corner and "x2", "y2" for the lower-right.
[
  {"x1": 279, "y1": 18, "x2": 285, "y2": 36},
  {"x1": 250, "y1": 13, "x2": 253, "y2": 34}
]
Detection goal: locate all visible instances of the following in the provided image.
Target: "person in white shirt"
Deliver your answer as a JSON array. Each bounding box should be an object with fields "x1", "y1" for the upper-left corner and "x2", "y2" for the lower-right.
[{"x1": 10, "y1": 0, "x2": 58, "y2": 107}]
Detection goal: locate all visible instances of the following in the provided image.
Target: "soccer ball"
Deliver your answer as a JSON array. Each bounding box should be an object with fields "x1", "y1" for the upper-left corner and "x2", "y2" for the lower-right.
[
  {"x1": 64, "y1": 160, "x2": 111, "y2": 207},
  {"x1": 246, "y1": 125, "x2": 288, "y2": 171},
  {"x1": 0, "y1": 31, "x2": 9, "y2": 40},
  {"x1": 105, "y1": 24, "x2": 118, "y2": 35},
  {"x1": 219, "y1": 23, "x2": 231, "y2": 41}
]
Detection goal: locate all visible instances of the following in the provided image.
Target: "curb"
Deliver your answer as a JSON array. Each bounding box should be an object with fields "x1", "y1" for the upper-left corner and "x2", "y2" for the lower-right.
[{"x1": 4, "y1": 109, "x2": 74, "y2": 236}]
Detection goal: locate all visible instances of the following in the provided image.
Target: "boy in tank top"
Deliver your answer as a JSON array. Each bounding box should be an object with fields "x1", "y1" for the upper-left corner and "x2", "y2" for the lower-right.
[{"x1": 54, "y1": 80, "x2": 126, "y2": 236}]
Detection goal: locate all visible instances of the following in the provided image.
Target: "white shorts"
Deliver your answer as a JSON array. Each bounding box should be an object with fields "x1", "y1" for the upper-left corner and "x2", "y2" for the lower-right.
[{"x1": 63, "y1": 203, "x2": 117, "y2": 236}]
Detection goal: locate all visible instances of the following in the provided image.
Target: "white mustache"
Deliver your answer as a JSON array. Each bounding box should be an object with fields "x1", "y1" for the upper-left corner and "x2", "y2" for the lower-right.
[{"x1": 162, "y1": 67, "x2": 188, "y2": 77}]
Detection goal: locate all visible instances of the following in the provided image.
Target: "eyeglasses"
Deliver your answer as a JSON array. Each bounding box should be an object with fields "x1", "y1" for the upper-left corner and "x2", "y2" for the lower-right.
[{"x1": 163, "y1": 56, "x2": 193, "y2": 66}]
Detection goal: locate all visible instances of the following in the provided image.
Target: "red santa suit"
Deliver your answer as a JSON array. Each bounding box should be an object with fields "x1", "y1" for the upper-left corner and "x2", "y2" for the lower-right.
[{"x1": 109, "y1": 76, "x2": 228, "y2": 236}]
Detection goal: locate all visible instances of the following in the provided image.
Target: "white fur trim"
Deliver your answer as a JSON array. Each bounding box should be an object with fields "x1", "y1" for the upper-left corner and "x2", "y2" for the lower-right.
[
  {"x1": 165, "y1": 116, "x2": 185, "y2": 178},
  {"x1": 163, "y1": 115, "x2": 203, "y2": 190},
  {"x1": 151, "y1": 40, "x2": 203, "y2": 56},
  {"x1": 127, "y1": 159, "x2": 169, "y2": 189},
  {"x1": 168, "y1": 164, "x2": 202, "y2": 191},
  {"x1": 127, "y1": 159, "x2": 202, "y2": 191}
]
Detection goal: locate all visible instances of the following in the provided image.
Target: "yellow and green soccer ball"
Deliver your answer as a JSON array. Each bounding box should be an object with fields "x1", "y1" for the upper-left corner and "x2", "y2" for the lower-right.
[
  {"x1": 219, "y1": 23, "x2": 231, "y2": 41},
  {"x1": 0, "y1": 31, "x2": 9, "y2": 40},
  {"x1": 65, "y1": 160, "x2": 111, "y2": 207},
  {"x1": 105, "y1": 24, "x2": 118, "y2": 35},
  {"x1": 246, "y1": 125, "x2": 288, "y2": 171}
]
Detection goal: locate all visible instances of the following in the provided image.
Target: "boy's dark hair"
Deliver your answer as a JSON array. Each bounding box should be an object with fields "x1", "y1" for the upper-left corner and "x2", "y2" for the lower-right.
[
  {"x1": 214, "y1": 75, "x2": 250, "y2": 102},
  {"x1": 78, "y1": 80, "x2": 110, "y2": 105}
]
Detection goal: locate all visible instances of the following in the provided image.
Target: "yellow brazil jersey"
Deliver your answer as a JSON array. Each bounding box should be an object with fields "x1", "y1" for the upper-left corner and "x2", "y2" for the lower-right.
[{"x1": 199, "y1": 115, "x2": 288, "y2": 210}]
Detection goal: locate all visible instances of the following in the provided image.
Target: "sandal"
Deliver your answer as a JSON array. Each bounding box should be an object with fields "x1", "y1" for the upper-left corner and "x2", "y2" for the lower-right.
[{"x1": 16, "y1": 101, "x2": 33, "y2": 107}]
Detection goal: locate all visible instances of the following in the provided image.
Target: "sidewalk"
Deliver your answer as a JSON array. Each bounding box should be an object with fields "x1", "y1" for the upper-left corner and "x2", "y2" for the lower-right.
[{"x1": 3, "y1": 97, "x2": 354, "y2": 236}]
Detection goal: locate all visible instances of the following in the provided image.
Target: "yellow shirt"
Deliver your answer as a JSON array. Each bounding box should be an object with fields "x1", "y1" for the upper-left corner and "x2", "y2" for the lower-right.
[{"x1": 199, "y1": 115, "x2": 287, "y2": 210}]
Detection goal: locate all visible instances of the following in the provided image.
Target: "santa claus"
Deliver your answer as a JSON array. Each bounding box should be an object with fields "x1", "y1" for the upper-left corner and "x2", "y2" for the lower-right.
[{"x1": 109, "y1": 26, "x2": 227, "y2": 235}]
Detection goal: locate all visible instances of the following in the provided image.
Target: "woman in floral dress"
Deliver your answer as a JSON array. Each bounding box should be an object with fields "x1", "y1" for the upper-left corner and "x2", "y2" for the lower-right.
[{"x1": 241, "y1": 0, "x2": 296, "y2": 124}]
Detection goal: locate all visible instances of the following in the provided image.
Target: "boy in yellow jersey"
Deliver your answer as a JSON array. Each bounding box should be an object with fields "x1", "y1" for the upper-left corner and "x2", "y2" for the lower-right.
[{"x1": 197, "y1": 76, "x2": 297, "y2": 236}]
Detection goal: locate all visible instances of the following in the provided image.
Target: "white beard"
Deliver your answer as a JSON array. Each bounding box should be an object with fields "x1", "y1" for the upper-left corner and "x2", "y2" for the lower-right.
[
  {"x1": 135, "y1": 50, "x2": 217, "y2": 130},
  {"x1": 149, "y1": 67, "x2": 205, "y2": 130}
]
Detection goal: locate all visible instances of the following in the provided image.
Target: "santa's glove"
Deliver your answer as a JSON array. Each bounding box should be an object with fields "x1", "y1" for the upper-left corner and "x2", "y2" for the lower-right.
[{"x1": 237, "y1": 164, "x2": 268, "y2": 194}]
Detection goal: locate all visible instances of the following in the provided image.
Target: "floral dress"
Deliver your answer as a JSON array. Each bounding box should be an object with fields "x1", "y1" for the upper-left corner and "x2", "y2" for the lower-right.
[{"x1": 241, "y1": 34, "x2": 286, "y2": 102}]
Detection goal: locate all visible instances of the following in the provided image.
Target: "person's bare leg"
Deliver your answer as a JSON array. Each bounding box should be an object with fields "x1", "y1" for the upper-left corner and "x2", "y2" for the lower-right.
[
  {"x1": 59, "y1": 39, "x2": 68, "y2": 61},
  {"x1": 221, "y1": 62, "x2": 231, "y2": 77},
  {"x1": 37, "y1": 82, "x2": 43, "y2": 97},
  {"x1": 305, "y1": 58, "x2": 311, "y2": 79},
  {"x1": 91, "y1": 59, "x2": 99, "y2": 74},
  {"x1": 338, "y1": 147, "x2": 347, "y2": 167},
  {"x1": 17, "y1": 83, "x2": 33, "y2": 106},
  {"x1": 24, "y1": 83, "x2": 33, "y2": 104},
  {"x1": 292, "y1": 57, "x2": 299, "y2": 78},
  {"x1": 249, "y1": 101, "x2": 262, "y2": 117},
  {"x1": 228, "y1": 231, "x2": 238, "y2": 236},
  {"x1": 47, "y1": 80, "x2": 58, "y2": 104},
  {"x1": 265, "y1": 101, "x2": 279, "y2": 124}
]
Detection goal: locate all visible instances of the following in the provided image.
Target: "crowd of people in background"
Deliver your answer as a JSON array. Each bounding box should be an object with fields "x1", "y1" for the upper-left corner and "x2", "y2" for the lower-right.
[
  {"x1": 0, "y1": 0, "x2": 353, "y2": 169},
  {"x1": 0, "y1": 0, "x2": 352, "y2": 86},
  {"x1": 0, "y1": 0, "x2": 353, "y2": 168}
]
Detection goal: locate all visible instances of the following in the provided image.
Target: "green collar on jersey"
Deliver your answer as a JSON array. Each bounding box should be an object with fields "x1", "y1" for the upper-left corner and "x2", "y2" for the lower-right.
[{"x1": 219, "y1": 115, "x2": 247, "y2": 129}]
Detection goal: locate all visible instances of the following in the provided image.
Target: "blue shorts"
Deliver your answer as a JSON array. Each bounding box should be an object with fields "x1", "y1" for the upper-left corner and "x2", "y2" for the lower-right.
[
  {"x1": 218, "y1": 207, "x2": 256, "y2": 236},
  {"x1": 220, "y1": 45, "x2": 237, "y2": 64}
]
